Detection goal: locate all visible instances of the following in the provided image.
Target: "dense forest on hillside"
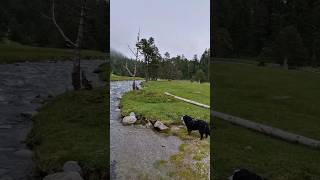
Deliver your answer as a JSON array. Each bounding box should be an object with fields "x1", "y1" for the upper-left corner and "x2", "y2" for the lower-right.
[
  {"x1": 0, "y1": 0, "x2": 108, "y2": 52},
  {"x1": 213, "y1": 0, "x2": 320, "y2": 67},
  {"x1": 111, "y1": 48, "x2": 210, "y2": 82}
]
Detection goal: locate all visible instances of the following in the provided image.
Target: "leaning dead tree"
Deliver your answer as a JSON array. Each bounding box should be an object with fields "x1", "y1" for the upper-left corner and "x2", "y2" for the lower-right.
[
  {"x1": 124, "y1": 30, "x2": 141, "y2": 90},
  {"x1": 49, "y1": 0, "x2": 87, "y2": 90}
]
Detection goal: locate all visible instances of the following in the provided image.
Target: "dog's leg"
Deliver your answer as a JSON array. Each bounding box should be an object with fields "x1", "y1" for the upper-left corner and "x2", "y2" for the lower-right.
[
  {"x1": 200, "y1": 133, "x2": 203, "y2": 140},
  {"x1": 188, "y1": 129, "x2": 191, "y2": 135}
]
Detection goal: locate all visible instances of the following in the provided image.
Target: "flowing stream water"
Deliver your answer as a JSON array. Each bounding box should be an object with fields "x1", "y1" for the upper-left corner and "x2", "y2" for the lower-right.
[{"x1": 110, "y1": 81, "x2": 182, "y2": 180}]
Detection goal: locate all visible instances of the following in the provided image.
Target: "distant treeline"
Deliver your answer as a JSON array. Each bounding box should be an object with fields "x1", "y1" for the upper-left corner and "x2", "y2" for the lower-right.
[
  {"x1": 111, "y1": 49, "x2": 210, "y2": 82},
  {"x1": 0, "y1": 0, "x2": 108, "y2": 52},
  {"x1": 213, "y1": 0, "x2": 320, "y2": 67}
]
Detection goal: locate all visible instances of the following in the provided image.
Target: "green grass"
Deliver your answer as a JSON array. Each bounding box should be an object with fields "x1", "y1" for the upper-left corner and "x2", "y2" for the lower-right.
[
  {"x1": 169, "y1": 141, "x2": 210, "y2": 180},
  {"x1": 27, "y1": 88, "x2": 108, "y2": 179},
  {"x1": 120, "y1": 80, "x2": 210, "y2": 125},
  {"x1": 110, "y1": 74, "x2": 144, "y2": 81},
  {"x1": 212, "y1": 61, "x2": 320, "y2": 179},
  {"x1": 212, "y1": 61, "x2": 320, "y2": 139},
  {"x1": 0, "y1": 41, "x2": 105, "y2": 63}
]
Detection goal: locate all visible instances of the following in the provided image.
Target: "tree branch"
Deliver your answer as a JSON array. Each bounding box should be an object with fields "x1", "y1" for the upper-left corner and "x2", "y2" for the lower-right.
[
  {"x1": 123, "y1": 62, "x2": 134, "y2": 77},
  {"x1": 51, "y1": 0, "x2": 77, "y2": 47}
]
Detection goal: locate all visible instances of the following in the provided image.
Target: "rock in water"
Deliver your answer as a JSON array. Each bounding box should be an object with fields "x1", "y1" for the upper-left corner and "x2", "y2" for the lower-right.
[
  {"x1": 63, "y1": 161, "x2": 82, "y2": 174},
  {"x1": 43, "y1": 172, "x2": 83, "y2": 180},
  {"x1": 154, "y1": 121, "x2": 169, "y2": 131},
  {"x1": 122, "y1": 112, "x2": 137, "y2": 125}
]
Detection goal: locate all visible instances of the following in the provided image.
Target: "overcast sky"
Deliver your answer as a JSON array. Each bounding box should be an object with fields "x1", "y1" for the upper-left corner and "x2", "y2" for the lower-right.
[{"x1": 111, "y1": 0, "x2": 210, "y2": 59}]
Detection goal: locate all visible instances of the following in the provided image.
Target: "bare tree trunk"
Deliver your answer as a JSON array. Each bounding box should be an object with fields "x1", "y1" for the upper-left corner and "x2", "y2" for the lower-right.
[
  {"x1": 126, "y1": 30, "x2": 141, "y2": 90},
  {"x1": 72, "y1": 0, "x2": 86, "y2": 90},
  {"x1": 50, "y1": 0, "x2": 86, "y2": 90},
  {"x1": 145, "y1": 62, "x2": 149, "y2": 82},
  {"x1": 72, "y1": 48, "x2": 81, "y2": 90}
]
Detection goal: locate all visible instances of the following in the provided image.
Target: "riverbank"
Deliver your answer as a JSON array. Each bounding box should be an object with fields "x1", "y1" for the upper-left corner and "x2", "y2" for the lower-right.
[
  {"x1": 119, "y1": 80, "x2": 210, "y2": 179},
  {"x1": 212, "y1": 61, "x2": 320, "y2": 179},
  {"x1": 27, "y1": 88, "x2": 108, "y2": 179},
  {"x1": 0, "y1": 41, "x2": 105, "y2": 64}
]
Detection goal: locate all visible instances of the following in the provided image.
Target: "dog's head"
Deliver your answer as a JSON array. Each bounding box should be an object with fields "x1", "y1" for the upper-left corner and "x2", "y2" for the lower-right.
[{"x1": 181, "y1": 115, "x2": 193, "y2": 124}]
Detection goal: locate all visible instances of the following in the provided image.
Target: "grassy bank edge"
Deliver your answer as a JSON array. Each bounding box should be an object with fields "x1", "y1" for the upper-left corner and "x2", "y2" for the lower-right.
[
  {"x1": 26, "y1": 87, "x2": 108, "y2": 179},
  {"x1": 0, "y1": 41, "x2": 106, "y2": 64}
]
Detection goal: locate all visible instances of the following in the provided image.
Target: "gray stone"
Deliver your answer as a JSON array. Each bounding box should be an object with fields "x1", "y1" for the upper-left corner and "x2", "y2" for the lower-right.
[
  {"x1": 154, "y1": 121, "x2": 169, "y2": 131},
  {"x1": 129, "y1": 112, "x2": 136, "y2": 117},
  {"x1": 43, "y1": 172, "x2": 83, "y2": 180},
  {"x1": 122, "y1": 116, "x2": 137, "y2": 125},
  {"x1": 63, "y1": 161, "x2": 82, "y2": 174}
]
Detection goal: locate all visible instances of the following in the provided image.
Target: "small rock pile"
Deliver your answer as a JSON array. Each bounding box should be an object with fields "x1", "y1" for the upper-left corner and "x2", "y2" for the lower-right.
[{"x1": 122, "y1": 112, "x2": 169, "y2": 131}]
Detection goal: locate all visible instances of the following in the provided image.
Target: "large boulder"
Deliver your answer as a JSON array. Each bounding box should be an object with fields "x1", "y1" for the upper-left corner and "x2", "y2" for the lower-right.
[
  {"x1": 43, "y1": 172, "x2": 83, "y2": 180},
  {"x1": 122, "y1": 112, "x2": 137, "y2": 125},
  {"x1": 154, "y1": 121, "x2": 169, "y2": 131},
  {"x1": 63, "y1": 161, "x2": 82, "y2": 175}
]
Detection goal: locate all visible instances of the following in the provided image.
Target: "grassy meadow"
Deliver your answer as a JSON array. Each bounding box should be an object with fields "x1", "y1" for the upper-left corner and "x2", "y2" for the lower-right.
[
  {"x1": 212, "y1": 61, "x2": 320, "y2": 179},
  {"x1": 27, "y1": 88, "x2": 108, "y2": 179},
  {"x1": 0, "y1": 41, "x2": 105, "y2": 63},
  {"x1": 120, "y1": 80, "x2": 210, "y2": 125}
]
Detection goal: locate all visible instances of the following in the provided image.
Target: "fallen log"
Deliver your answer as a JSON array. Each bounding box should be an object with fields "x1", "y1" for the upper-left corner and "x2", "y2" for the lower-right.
[
  {"x1": 211, "y1": 110, "x2": 320, "y2": 149},
  {"x1": 164, "y1": 92, "x2": 320, "y2": 149},
  {"x1": 164, "y1": 92, "x2": 210, "y2": 109}
]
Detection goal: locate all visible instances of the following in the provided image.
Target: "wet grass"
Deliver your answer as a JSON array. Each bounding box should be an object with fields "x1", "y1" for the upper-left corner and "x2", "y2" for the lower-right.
[
  {"x1": 27, "y1": 88, "x2": 108, "y2": 179},
  {"x1": 212, "y1": 61, "x2": 320, "y2": 179},
  {"x1": 120, "y1": 81, "x2": 209, "y2": 125},
  {"x1": 0, "y1": 41, "x2": 105, "y2": 64}
]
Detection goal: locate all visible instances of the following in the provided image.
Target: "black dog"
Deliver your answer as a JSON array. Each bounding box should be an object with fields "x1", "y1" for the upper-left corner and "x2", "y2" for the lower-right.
[
  {"x1": 229, "y1": 169, "x2": 267, "y2": 180},
  {"x1": 181, "y1": 115, "x2": 210, "y2": 140}
]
